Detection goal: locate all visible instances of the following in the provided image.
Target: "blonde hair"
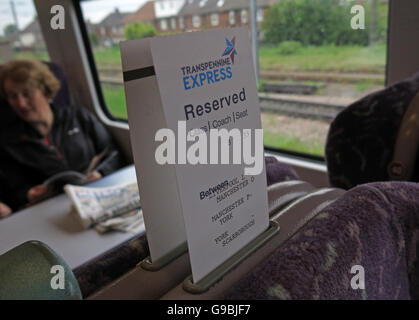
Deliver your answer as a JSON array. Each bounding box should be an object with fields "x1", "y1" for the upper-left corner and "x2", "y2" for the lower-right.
[{"x1": 0, "y1": 59, "x2": 60, "y2": 101}]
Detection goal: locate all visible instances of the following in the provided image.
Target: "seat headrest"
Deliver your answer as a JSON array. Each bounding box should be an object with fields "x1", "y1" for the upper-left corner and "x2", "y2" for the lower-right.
[
  {"x1": 326, "y1": 71, "x2": 419, "y2": 189},
  {"x1": 224, "y1": 181, "x2": 419, "y2": 299}
]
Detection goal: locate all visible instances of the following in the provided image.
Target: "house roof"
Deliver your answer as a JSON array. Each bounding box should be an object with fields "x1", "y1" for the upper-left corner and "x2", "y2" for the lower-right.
[
  {"x1": 179, "y1": 0, "x2": 276, "y2": 16},
  {"x1": 98, "y1": 8, "x2": 130, "y2": 27},
  {"x1": 22, "y1": 18, "x2": 41, "y2": 34},
  {"x1": 5, "y1": 18, "x2": 44, "y2": 45},
  {"x1": 124, "y1": 1, "x2": 156, "y2": 24}
]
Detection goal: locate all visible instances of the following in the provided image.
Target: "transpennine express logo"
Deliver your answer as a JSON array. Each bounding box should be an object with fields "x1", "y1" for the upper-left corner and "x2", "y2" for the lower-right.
[
  {"x1": 222, "y1": 37, "x2": 237, "y2": 64},
  {"x1": 181, "y1": 36, "x2": 237, "y2": 90}
]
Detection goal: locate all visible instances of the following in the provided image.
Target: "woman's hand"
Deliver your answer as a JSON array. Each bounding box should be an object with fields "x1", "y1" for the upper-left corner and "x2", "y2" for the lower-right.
[
  {"x1": 86, "y1": 171, "x2": 102, "y2": 183},
  {"x1": 0, "y1": 202, "x2": 12, "y2": 218},
  {"x1": 27, "y1": 184, "x2": 52, "y2": 205}
]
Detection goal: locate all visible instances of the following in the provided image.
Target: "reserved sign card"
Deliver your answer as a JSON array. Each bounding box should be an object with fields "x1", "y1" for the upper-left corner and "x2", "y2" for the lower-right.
[{"x1": 121, "y1": 27, "x2": 269, "y2": 283}]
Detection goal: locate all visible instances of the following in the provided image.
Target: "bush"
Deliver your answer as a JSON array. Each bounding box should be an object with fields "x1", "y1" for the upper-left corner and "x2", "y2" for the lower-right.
[
  {"x1": 276, "y1": 41, "x2": 303, "y2": 55},
  {"x1": 124, "y1": 22, "x2": 157, "y2": 40},
  {"x1": 89, "y1": 32, "x2": 99, "y2": 47},
  {"x1": 262, "y1": 0, "x2": 371, "y2": 46}
]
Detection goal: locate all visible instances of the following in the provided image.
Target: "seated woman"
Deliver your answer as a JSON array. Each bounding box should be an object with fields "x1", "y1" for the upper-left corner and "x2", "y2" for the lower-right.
[{"x1": 0, "y1": 59, "x2": 125, "y2": 215}]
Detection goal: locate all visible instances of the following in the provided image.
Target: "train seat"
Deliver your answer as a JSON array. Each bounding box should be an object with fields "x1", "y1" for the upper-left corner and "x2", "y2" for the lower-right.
[
  {"x1": 223, "y1": 181, "x2": 419, "y2": 300},
  {"x1": 73, "y1": 234, "x2": 150, "y2": 298},
  {"x1": 265, "y1": 155, "x2": 299, "y2": 184},
  {"x1": 84, "y1": 159, "x2": 308, "y2": 300},
  {"x1": 160, "y1": 186, "x2": 344, "y2": 300},
  {"x1": 326, "y1": 71, "x2": 419, "y2": 189},
  {"x1": 0, "y1": 240, "x2": 82, "y2": 300}
]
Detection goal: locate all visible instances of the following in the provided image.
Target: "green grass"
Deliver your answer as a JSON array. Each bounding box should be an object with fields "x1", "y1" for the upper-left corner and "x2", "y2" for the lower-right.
[
  {"x1": 90, "y1": 43, "x2": 386, "y2": 74},
  {"x1": 355, "y1": 79, "x2": 377, "y2": 92},
  {"x1": 263, "y1": 130, "x2": 325, "y2": 157},
  {"x1": 102, "y1": 85, "x2": 127, "y2": 119},
  {"x1": 8, "y1": 42, "x2": 387, "y2": 75},
  {"x1": 92, "y1": 46, "x2": 122, "y2": 67},
  {"x1": 13, "y1": 51, "x2": 50, "y2": 61},
  {"x1": 258, "y1": 43, "x2": 386, "y2": 73}
]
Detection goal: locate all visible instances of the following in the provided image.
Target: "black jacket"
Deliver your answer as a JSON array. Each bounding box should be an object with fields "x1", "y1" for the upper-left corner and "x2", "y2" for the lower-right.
[{"x1": 0, "y1": 104, "x2": 125, "y2": 211}]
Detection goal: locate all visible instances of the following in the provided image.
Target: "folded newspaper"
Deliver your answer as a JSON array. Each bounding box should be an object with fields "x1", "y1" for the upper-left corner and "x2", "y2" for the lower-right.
[{"x1": 64, "y1": 181, "x2": 144, "y2": 234}]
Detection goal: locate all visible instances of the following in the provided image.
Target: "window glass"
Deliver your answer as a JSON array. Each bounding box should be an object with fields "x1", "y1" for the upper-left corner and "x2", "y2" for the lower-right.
[
  {"x1": 257, "y1": 8, "x2": 264, "y2": 22},
  {"x1": 241, "y1": 9, "x2": 248, "y2": 24},
  {"x1": 0, "y1": 0, "x2": 50, "y2": 64},
  {"x1": 160, "y1": 19, "x2": 168, "y2": 31},
  {"x1": 192, "y1": 15, "x2": 201, "y2": 28},
  {"x1": 80, "y1": 0, "x2": 389, "y2": 157},
  {"x1": 211, "y1": 13, "x2": 219, "y2": 26},
  {"x1": 229, "y1": 10, "x2": 235, "y2": 25},
  {"x1": 257, "y1": 0, "x2": 388, "y2": 157}
]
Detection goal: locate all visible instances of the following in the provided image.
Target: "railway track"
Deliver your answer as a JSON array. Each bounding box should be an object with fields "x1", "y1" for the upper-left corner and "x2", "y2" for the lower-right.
[
  {"x1": 259, "y1": 93, "x2": 352, "y2": 121},
  {"x1": 99, "y1": 77, "x2": 354, "y2": 121}
]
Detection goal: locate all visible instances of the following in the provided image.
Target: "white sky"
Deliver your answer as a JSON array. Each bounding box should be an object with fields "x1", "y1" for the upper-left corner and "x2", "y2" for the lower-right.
[{"x1": 0, "y1": 0, "x2": 147, "y2": 36}]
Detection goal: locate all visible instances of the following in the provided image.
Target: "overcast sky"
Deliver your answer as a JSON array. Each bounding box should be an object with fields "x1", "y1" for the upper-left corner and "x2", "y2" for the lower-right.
[{"x1": 0, "y1": 0, "x2": 147, "y2": 36}]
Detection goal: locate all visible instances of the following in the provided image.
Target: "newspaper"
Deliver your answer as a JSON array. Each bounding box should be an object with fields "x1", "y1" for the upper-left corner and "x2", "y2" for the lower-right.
[{"x1": 64, "y1": 181, "x2": 144, "y2": 234}]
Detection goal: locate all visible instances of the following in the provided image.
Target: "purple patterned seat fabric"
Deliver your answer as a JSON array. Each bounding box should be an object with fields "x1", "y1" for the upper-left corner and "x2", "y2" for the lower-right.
[
  {"x1": 265, "y1": 156, "x2": 299, "y2": 185},
  {"x1": 224, "y1": 181, "x2": 419, "y2": 300},
  {"x1": 326, "y1": 71, "x2": 419, "y2": 189},
  {"x1": 73, "y1": 234, "x2": 150, "y2": 298}
]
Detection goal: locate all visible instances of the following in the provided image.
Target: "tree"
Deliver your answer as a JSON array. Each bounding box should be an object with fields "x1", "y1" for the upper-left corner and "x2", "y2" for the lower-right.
[
  {"x1": 369, "y1": 0, "x2": 378, "y2": 44},
  {"x1": 262, "y1": 0, "x2": 369, "y2": 46},
  {"x1": 124, "y1": 22, "x2": 157, "y2": 40},
  {"x1": 4, "y1": 24, "x2": 18, "y2": 37},
  {"x1": 89, "y1": 32, "x2": 99, "y2": 47}
]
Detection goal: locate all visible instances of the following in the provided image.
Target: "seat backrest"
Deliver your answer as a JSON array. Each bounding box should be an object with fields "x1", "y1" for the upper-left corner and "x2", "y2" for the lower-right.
[
  {"x1": 265, "y1": 156, "x2": 299, "y2": 184},
  {"x1": 387, "y1": 92, "x2": 419, "y2": 180},
  {"x1": 160, "y1": 187, "x2": 344, "y2": 300},
  {"x1": 73, "y1": 234, "x2": 150, "y2": 299},
  {"x1": 43, "y1": 61, "x2": 71, "y2": 107},
  {"x1": 326, "y1": 71, "x2": 419, "y2": 189},
  {"x1": 0, "y1": 240, "x2": 82, "y2": 300},
  {"x1": 223, "y1": 181, "x2": 419, "y2": 300},
  {"x1": 86, "y1": 160, "x2": 306, "y2": 300},
  {"x1": 88, "y1": 180, "x2": 318, "y2": 300}
]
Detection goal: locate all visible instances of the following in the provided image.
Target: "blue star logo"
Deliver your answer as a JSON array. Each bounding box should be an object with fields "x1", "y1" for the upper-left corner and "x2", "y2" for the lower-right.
[{"x1": 222, "y1": 37, "x2": 237, "y2": 64}]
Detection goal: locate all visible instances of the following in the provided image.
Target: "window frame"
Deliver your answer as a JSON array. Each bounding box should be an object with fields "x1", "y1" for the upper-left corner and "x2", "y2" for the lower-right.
[{"x1": 74, "y1": 0, "x2": 122, "y2": 122}]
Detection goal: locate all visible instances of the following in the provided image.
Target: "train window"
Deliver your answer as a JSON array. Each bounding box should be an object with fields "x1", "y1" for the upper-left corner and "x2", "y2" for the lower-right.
[
  {"x1": 78, "y1": 0, "x2": 389, "y2": 159},
  {"x1": 0, "y1": 0, "x2": 50, "y2": 63},
  {"x1": 259, "y1": 0, "x2": 388, "y2": 158}
]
